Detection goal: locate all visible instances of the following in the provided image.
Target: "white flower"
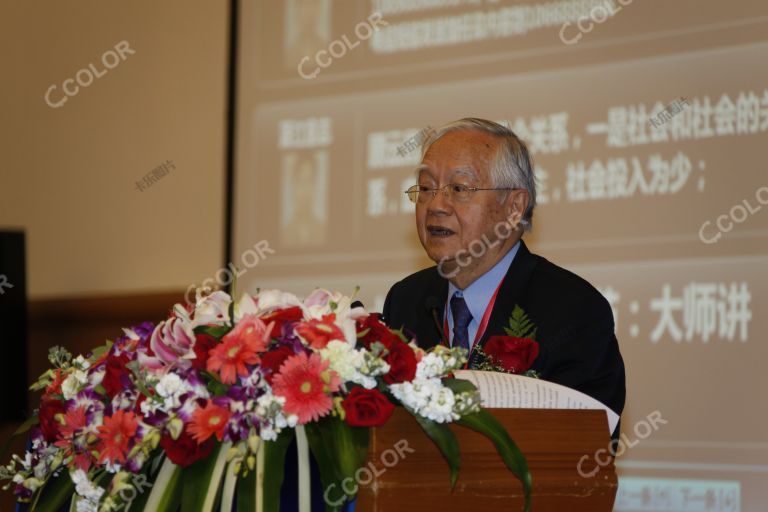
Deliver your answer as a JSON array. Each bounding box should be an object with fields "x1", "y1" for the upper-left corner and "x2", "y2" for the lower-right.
[
  {"x1": 415, "y1": 353, "x2": 447, "y2": 380},
  {"x1": 61, "y1": 370, "x2": 88, "y2": 400},
  {"x1": 192, "y1": 290, "x2": 232, "y2": 326},
  {"x1": 302, "y1": 290, "x2": 366, "y2": 345},
  {"x1": 73, "y1": 355, "x2": 90, "y2": 370},
  {"x1": 260, "y1": 425, "x2": 277, "y2": 442},
  {"x1": 155, "y1": 373, "x2": 193, "y2": 410},
  {"x1": 390, "y1": 378, "x2": 458, "y2": 423},
  {"x1": 248, "y1": 290, "x2": 302, "y2": 318},
  {"x1": 71, "y1": 469, "x2": 104, "y2": 510},
  {"x1": 75, "y1": 498, "x2": 98, "y2": 512},
  {"x1": 254, "y1": 393, "x2": 297, "y2": 440},
  {"x1": 319, "y1": 341, "x2": 375, "y2": 388},
  {"x1": 424, "y1": 386, "x2": 456, "y2": 423}
]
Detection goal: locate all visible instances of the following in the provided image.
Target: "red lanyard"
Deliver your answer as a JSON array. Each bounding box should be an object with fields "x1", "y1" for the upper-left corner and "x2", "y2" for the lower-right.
[{"x1": 443, "y1": 279, "x2": 504, "y2": 368}]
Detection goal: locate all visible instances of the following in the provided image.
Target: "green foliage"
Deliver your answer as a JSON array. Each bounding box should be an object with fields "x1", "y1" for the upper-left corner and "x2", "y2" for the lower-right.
[
  {"x1": 180, "y1": 442, "x2": 227, "y2": 512},
  {"x1": 305, "y1": 417, "x2": 370, "y2": 511},
  {"x1": 260, "y1": 429, "x2": 296, "y2": 512},
  {"x1": 503, "y1": 305, "x2": 538, "y2": 340},
  {"x1": 29, "y1": 469, "x2": 74, "y2": 512},
  {"x1": 457, "y1": 410, "x2": 532, "y2": 512},
  {"x1": 194, "y1": 325, "x2": 231, "y2": 338},
  {"x1": 410, "y1": 413, "x2": 461, "y2": 488}
]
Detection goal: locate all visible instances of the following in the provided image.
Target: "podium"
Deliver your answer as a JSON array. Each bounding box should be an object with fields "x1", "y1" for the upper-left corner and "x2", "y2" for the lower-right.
[{"x1": 356, "y1": 408, "x2": 617, "y2": 511}]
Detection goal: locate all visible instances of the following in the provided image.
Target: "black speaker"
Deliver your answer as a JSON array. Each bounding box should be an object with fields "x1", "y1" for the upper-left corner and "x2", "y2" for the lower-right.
[{"x1": 0, "y1": 230, "x2": 27, "y2": 421}]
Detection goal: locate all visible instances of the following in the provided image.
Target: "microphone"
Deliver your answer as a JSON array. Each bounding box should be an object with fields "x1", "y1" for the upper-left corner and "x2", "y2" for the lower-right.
[{"x1": 425, "y1": 296, "x2": 448, "y2": 347}]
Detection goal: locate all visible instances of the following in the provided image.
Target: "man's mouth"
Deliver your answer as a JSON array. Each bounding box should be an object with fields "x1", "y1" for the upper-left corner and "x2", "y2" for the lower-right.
[{"x1": 427, "y1": 225, "x2": 456, "y2": 237}]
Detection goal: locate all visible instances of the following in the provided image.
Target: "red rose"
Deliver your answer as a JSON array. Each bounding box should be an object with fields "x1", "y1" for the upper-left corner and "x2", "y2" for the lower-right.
[
  {"x1": 191, "y1": 333, "x2": 218, "y2": 371},
  {"x1": 342, "y1": 387, "x2": 395, "y2": 427},
  {"x1": 381, "y1": 338, "x2": 417, "y2": 384},
  {"x1": 357, "y1": 314, "x2": 401, "y2": 348},
  {"x1": 160, "y1": 427, "x2": 215, "y2": 467},
  {"x1": 262, "y1": 306, "x2": 304, "y2": 338},
  {"x1": 102, "y1": 352, "x2": 132, "y2": 398},
  {"x1": 357, "y1": 314, "x2": 417, "y2": 384},
  {"x1": 261, "y1": 345, "x2": 295, "y2": 384},
  {"x1": 38, "y1": 396, "x2": 66, "y2": 442},
  {"x1": 484, "y1": 336, "x2": 539, "y2": 373}
]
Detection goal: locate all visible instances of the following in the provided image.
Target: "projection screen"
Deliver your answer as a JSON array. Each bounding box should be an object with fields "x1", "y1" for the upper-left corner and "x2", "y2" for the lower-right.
[{"x1": 232, "y1": 1, "x2": 768, "y2": 510}]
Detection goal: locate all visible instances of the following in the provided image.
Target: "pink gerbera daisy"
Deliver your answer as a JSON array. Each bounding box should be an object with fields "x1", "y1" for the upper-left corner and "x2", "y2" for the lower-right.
[{"x1": 271, "y1": 352, "x2": 341, "y2": 424}]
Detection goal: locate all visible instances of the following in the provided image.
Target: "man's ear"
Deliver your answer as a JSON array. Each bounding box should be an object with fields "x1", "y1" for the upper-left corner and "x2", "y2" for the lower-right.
[{"x1": 505, "y1": 189, "x2": 530, "y2": 228}]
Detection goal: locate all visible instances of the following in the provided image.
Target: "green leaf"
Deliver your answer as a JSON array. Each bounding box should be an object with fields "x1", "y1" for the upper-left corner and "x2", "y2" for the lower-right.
[
  {"x1": 503, "y1": 305, "x2": 537, "y2": 340},
  {"x1": 457, "y1": 410, "x2": 532, "y2": 512},
  {"x1": 139, "y1": 457, "x2": 183, "y2": 512},
  {"x1": 442, "y1": 377, "x2": 478, "y2": 395},
  {"x1": 88, "y1": 341, "x2": 112, "y2": 364},
  {"x1": 410, "y1": 412, "x2": 461, "y2": 488},
  {"x1": 260, "y1": 429, "x2": 296, "y2": 512},
  {"x1": 180, "y1": 441, "x2": 229, "y2": 512},
  {"x1": 304, "y1": 423, "x2": 341, "y2": 510},
  {"x1": 305, "y1": 417, "x2": 369, "y2": 511},
  {"x1": 206, "y1": 377, "x2": 229, "y2": 397},
  {"x1": 194, "y1": 325, "x2": 231, "y2": 338},
  {"x1": 235, "y1": 463, "x2": 257, "y2": 511},
  {"x1": 30, "y1": 469, "x2": 74, "y2": 512}
]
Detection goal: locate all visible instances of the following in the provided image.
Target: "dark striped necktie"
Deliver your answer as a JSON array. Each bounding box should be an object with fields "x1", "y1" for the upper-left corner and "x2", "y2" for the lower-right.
[{"x1": 450, "y1": 292, "x2": 473, "y2": 352}]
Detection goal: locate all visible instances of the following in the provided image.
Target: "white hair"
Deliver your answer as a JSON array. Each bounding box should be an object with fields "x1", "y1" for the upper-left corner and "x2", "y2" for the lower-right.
[{"x1": 420, "y1": 118, "x2": 537, "y2": 231}]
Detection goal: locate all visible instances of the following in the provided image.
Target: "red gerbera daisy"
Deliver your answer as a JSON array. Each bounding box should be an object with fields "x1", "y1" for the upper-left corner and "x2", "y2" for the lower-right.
[
  {"x1": 56, "y1": 406, "x2": 88, "y2": 445},
  {"x1": 271, "y1": 352, "x2": 341, "y2": 424},
  {"x1": 188, "y1": 401, "x2": 231, "y2": 443},
  {"x1": 295, "y1": 314, "x2": 345, "y2": 349},
  {"x1": 97, "y1": 410, "x2": 139, "y2": 465},
  {"x1": 206, "y1": 315, "x2": 270, "y2": 384}
]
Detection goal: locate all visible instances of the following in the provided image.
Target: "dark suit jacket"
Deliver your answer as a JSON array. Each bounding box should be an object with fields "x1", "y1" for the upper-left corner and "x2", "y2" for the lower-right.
[{"x1": 382, "y1": 240, "x2": 626, "y2": 433}]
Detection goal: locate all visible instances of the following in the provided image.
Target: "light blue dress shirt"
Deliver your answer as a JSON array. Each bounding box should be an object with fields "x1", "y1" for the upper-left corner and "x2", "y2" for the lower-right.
[{"x1": 446, "y1": 241, "x2": 520, "y2": 349}]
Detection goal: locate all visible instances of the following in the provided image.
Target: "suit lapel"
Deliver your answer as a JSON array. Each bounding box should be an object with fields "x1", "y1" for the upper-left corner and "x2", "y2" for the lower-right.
[
  {"x1": 468, "y1": 239, "x2": 539, "y2": 367},
  {"x1": 415, "y1": 269, "x2": 449, "y2": 350}
]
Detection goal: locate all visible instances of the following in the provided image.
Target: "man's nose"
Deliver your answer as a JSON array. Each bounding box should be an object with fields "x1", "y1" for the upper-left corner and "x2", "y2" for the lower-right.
[{"x1": 426, "y1": 187, "x2": 453, "y2": 215}]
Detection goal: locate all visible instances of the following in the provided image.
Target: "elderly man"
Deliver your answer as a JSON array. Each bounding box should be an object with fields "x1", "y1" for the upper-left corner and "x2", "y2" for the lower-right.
[{"x1": 382, "y1": 118, "x2": 625, "y2": 428}]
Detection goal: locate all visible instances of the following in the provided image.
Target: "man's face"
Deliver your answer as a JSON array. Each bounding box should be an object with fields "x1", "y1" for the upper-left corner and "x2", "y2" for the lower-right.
[{"x1": 416, "y1": 130, "x2": 513, "y2": 266}]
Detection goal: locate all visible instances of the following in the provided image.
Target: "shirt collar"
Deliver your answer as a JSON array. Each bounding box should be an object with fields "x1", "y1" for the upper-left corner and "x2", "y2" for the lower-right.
[{"x1": 448, "y1": 240, "x2": 521, "y2": 322}]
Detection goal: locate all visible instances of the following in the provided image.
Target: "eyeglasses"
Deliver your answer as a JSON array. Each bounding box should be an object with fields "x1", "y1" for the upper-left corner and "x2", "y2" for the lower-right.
[{"x1": 405, "y1": 183, "x2": 517, "y2": 204}]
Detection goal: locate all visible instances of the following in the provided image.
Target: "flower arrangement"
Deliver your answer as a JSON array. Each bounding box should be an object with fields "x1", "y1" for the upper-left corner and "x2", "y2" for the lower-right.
[
  {"x1": 473, "y1": 305, "x2": 541, "y2": 378},
  {"x1": 1, "y1": 289, "x2": 531, "y2": 512}
]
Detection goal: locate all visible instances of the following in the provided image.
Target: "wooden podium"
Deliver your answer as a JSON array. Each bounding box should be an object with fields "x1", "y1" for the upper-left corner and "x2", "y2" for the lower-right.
[{"x1": 356, "y1": 408, "x2": 617, "y2": 511}]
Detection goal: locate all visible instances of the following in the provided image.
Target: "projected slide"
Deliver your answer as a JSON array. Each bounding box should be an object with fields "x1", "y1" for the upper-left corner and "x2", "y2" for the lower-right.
[{"x1": 233, "y1": 1, "x2": 768, "y2": 510}]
